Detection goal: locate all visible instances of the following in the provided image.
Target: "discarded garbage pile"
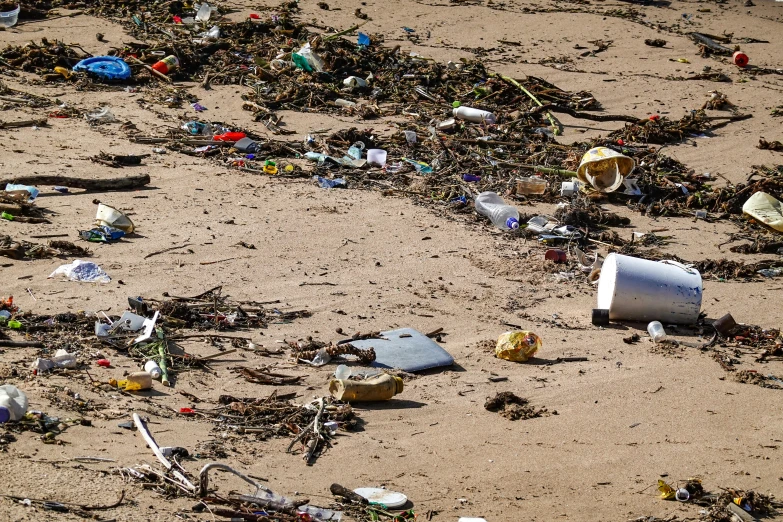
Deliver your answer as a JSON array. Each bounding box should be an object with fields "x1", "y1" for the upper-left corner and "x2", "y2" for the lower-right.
[
  {"x1": 19, "y1": 1, "x2": 757, "y2": 240},
  {"x1": 656, "y1": 478, "x2": 780, "y2": 522},
  {"x1": 117, "y1": 416, "x2": 402, "y2": 521},
  {"x1": 0, "y1": 187, "x2": 48, "y2": 224},
  {"x1": 192, "y1": 463, "x2": 414, "y2": 521},
  {"x1": 290, "y1": 337, "x2": 377, "y2": 365},
  {"x1": 206, "y1": 393, "x2": 358, "y2": 462},
  {"x1": 709, "y1": 317, "x2": 783, "y2": 388},
  {"x1": 1, "y1": 287, "x2": 311, "y2": 389},
  {"x1": 0, "y1": 74, "x2": 53, "y2": 107},
  {"x1": 609, "y1": 110, "x2": 751, "y2": 146},
  {"x1": 150, "y1": 285, "x2": 312, "y2": 331},
  {"x1": 0, "y1": 235, "x2": 89, "y2": 260}
]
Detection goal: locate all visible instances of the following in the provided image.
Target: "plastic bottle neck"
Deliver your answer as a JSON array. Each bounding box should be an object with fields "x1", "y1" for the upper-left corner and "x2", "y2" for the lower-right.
[{"x1": 506, "y1": 217, "x2": 519, "y2": 230}]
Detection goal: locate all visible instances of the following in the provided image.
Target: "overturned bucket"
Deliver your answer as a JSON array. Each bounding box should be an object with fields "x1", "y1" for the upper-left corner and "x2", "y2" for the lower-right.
[
  {"x1": 596, "y1": 253, "x2": 702, "y2": 324},
  {"x1": 576, "y1": 147, "x2": 635, "y2": 193},
  {"x1": 95, "y1": 203, "x2": 134, "y2": 233}
]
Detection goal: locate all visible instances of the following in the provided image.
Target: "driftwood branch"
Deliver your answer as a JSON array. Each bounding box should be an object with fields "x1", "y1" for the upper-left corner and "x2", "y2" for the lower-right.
[
  {"x1": 0, "y1": 174, "x2": 151, "y2": 191},
  {"x1": 133, "y1": 413, "x2": 196, "y2": 492},
  {"x1": 0, "y1": 340, "x2": 45, "y2": 348},
  {"x1": 530, "y1": 104, "x2": 643, "y2": 123},
  {"x1": 0, "y1": 119, "x2": 48, "y2": 129},
  {"x1": 330, "y1": 483, "x2": 368, "y2": 504}
]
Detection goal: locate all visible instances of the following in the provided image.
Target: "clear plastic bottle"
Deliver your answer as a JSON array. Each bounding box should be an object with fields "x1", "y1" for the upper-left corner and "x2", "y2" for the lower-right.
[
  {"x1": 0, "y1": 384, "x2": 28, "y2": 423},
  {"x1": 474, "y1": 192, "x2": 520, "y2": 230}
]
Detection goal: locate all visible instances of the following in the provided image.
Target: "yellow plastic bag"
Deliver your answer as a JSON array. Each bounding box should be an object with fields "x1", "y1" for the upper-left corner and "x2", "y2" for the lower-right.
[
  {"x1": 742, "y1": 191, "x2": 783, "y2": 232},
  {"x1": 495, "y1": 331, "x2": 541, "y2": 362},
  {"x1": 658, "y1": 479, "x2": 675, "y2": 500}
]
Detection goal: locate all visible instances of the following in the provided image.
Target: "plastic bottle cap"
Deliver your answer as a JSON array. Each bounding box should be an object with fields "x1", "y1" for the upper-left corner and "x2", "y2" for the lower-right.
[
  {"x1": 0, "y1": 406, "x2": 10, "y2": 423},
  {"x1": 733, "y1": 51, "x2": 749, "y2": 67},
  {"x1": 506, "y1": 217, "x2": 519, "y2": 230},
  {"x1": 592, "y1": 309, "x2": 610, "y2": 326}
]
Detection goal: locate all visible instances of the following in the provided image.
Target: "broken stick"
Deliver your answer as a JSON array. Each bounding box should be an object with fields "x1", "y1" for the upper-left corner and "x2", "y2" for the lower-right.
[{"x1": 0, "y1": 174, "x2": 151, "y2": 191}]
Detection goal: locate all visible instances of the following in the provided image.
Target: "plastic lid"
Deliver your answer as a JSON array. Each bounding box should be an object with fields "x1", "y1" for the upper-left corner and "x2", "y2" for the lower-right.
[
  {"x1": 0, "y1": 406, "x2": 10, "y2": 424},
  {"x1": 73, "y1": 56, "x2": 132, "y2": 81},
  {"x1": 506, "y1": 217, "x2": 519, "y2": 230}
]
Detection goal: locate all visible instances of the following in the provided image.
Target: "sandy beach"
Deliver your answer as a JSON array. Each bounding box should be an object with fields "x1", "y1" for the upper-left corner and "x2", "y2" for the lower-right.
[{"x1": 1, "y1": 0, "x2": 783, "y2": 520}]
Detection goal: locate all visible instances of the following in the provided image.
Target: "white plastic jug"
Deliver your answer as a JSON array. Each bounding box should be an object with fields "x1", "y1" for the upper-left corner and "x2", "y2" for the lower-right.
[{"x1": 0, "y1": 384, "x2": 28, "y2": 423}]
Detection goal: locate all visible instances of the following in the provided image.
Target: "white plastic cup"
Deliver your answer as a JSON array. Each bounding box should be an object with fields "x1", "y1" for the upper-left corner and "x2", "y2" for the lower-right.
[
  {"x1": 367, "y1": 149, "x2": 387, "y2": 167},
  {"x1": 334, "y1": 364, "x2": 351, "y2": 380},
  {"x1": 647, "y1": 321, "x2": 666, "y2": 343},
  {"x1": 453, "y1": 106, "x2": 496, "y2": 124},
  {"x1": 597, "y1": 253, "x2": 702, "y2": 324},
  {"x1": 0, "y1": 5, "x2": 20, "y2": 28},
  {"x1": 561, "y1": 181, "x2": 580, "y2": 197}
]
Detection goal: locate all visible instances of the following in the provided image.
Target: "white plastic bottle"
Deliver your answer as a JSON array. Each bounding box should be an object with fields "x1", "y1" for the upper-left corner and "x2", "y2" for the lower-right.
[
  {"x1": 144, "y1": 360, "x2": 162, "y2": 380},
  {"x1": 453, "y1": 106, "x2": 496, "y2": 124},
  {"x1": 474, "y1": 192, "x2": 520, "y2": 230},
  {"x1": 0, "y1": 384, "x2": 28, "y2": 423}
]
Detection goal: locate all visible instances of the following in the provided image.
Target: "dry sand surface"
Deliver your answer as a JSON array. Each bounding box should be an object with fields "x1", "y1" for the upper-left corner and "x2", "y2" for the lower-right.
[{"x1": 1, "y1": 0, "x2": 783, "y2": 521}]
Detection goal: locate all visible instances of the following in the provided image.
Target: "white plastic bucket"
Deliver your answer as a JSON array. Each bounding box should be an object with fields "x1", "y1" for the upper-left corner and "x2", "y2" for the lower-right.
[
  {"x1": 596, "y1": 253, "x2": 702, "y2": 324},
  {"x1": 366, "y1": 149, "x2": 387, "y2": 167}
]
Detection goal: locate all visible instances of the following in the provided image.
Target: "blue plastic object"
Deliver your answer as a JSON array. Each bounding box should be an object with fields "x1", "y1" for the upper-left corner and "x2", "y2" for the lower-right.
[
  {"x1": 345, "y1": 328, "x2": 454, "y2": 372},
  {"x1": 314, "y1": 176, "x2": 346, "y2": 189},
  {"x1": 358, "y1": 32, "x2": 370, "y2": 47},
  {"x1": 73, "y1": 56, "x2": 131, "y2": 81}
]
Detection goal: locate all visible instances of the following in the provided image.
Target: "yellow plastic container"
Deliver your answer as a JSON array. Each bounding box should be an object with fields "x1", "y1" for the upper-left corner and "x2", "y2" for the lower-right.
[
  {"x1": 742, "y1": 191, "x2": 783, "y2": 232},
  {"x1": 110, "y1": 371, "x2": 152, "y2": 391},
  {"x1": 576, "y1": 147, "x2": 635, "y2": 193},
  {"x1": 329, "y1": 374, "x2": 403, "y2": 402}
]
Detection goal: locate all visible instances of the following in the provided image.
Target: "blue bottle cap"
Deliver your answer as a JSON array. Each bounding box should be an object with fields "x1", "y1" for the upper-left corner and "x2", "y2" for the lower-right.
[
  {"x1": 0, "y1": 406, "x2": 10, "y2": 424},
  {"x1": 73, "y1": 56, "x2": 132, "y2": 81},
  {"x1": 506, "y1": 217, "x2": 519, "y2": 230}
]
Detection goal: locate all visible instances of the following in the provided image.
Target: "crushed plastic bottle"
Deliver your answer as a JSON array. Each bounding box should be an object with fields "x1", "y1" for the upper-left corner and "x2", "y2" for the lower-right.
[
  {"x1": 474, "y1": 191, "x2": 520, "y2": 230},
  {"x1": 195, "y1": 2, "x2": 212, "y2": 21},
  {"x1": 347, "y1": 142, "x2": 365, "y2": 160},
  {"x1": 85, "y1": 107, "x2": 117, "y2": 124}
]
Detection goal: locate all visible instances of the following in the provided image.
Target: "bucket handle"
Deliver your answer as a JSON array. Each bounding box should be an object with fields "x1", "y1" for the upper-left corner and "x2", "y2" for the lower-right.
[{"x1": 659, "y1": 260, "x2": 698, "y2": 275}]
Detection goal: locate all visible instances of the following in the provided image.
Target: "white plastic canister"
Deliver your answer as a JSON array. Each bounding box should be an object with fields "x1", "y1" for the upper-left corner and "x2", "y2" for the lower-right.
[{"x1": 596, "y1": 253, "x2": 702, "y2": 324}]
